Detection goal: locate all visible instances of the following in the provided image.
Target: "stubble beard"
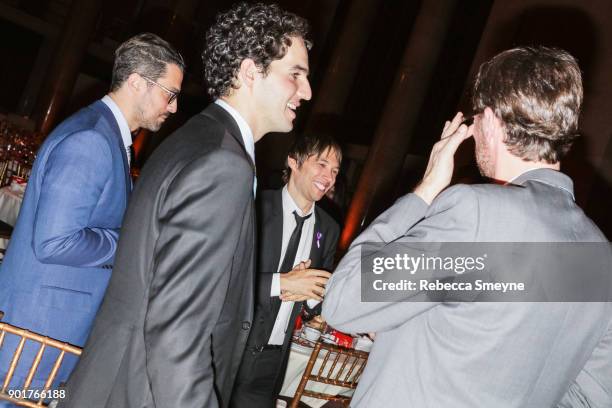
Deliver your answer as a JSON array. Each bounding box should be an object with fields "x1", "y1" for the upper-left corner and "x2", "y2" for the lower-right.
[
  {"x1": 136, "y1": 102, "x2": 164, "y2": 132},
  {"x1": 475, "y1": 142, "x2": 494, "y2": 178}
]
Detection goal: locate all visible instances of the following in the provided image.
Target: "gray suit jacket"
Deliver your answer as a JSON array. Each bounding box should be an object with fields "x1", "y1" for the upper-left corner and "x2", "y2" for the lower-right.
[
  {"x1": 61, "y1": 104, "x2": 255, "y2": 408},
  {"x1": 323, "y1": 169, "x2": 611, "y2": 407}
]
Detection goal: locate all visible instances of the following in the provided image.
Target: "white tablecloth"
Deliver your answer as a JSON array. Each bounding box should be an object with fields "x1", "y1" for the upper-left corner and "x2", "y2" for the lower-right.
[
  {"x1": 0, "y1": 186, "x2": 24, "y2": 250},
  {"x1": 280, "y1": 340, "x2": 356, "y2": 408}
]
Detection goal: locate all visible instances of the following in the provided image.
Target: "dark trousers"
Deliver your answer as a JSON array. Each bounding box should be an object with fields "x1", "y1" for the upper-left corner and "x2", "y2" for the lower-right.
[{"x1": 230, "y1": 346, "x2": 284, "y2": 408}]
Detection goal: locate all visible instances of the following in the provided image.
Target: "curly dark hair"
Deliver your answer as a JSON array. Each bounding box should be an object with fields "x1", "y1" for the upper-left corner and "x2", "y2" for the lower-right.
[
  {"x1": 472, "y1": 46, "x2": 582, "y2": 163},
  {"x1": 202, "y1": 2, "x2": 311, "y2": 98}
]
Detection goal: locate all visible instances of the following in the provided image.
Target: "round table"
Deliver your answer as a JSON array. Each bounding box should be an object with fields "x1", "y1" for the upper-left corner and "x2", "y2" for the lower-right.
[{"x1": 0, "y1": 186, "x2": 24, "y2": 251}]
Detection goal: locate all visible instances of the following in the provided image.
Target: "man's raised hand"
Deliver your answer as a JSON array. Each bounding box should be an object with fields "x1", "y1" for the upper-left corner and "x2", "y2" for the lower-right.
[{"x1": 414, "y1": 112, "x2": 473, "y2": 205}]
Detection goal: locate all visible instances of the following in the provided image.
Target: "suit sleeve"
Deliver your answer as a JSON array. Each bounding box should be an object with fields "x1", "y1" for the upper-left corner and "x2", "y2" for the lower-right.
[
  {"x1": 144, "y1": 150, "x2": 252, "y2": 408},
  {"x1": 557, "y1": 319, "x2": 612, "y2": 408},
  {"x1": 260, "y1": 272, "x2": 276, "y2": 300},
  {"x1": 321, "y1": 221, "x2": 340, "y2": 271},
  {"x1": 322, "y1": 185, "x2": 479, "y2": 334},
  {"x1": 32, "y1": 130, "x2": 120, "y2": 267},
  {"x1": 256, "y1": 195, "x2": 278, "y2": 307}
]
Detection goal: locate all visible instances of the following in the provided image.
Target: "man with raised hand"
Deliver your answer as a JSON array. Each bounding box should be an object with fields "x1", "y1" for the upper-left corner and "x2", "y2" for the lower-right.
[{"x1": 323, "y1": 47, "x2": 611, "y2": 407}]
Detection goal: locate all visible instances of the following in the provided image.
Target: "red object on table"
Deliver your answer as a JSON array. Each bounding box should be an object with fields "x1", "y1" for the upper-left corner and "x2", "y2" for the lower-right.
[
  {"x1": 10, "y1": 176, "x2": 25, "y2": 184},
  {"x1": 331, "y1": 330, "x2": 353, "y2": 348},
  {"x1": 294, "y1": 315, "x2": 303, "y2": 332}
]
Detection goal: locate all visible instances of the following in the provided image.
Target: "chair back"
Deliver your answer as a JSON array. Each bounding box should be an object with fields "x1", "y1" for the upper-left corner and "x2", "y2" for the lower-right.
[
  {"x1": 290, "y1": 340, "x2": 369, "y2": 408},
  {"x1": 0, "y1": 319, "x2": 82, "y2": 407}
]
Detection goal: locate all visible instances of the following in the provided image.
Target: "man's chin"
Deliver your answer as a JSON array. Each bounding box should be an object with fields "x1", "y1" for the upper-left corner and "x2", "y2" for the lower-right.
[
  {"x1": 143, "y1": 121, "x2": 163, "y2": 132},
  {"x1": 312, "y1": 190, "x2": 326, "y2": 202},
  {"x1": 279, "y1": 116, "x2": 295, "y2": 132}
]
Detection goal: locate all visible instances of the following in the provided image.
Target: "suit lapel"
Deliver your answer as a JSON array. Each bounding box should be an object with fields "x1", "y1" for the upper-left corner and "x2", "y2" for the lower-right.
[
  {"x1": 266, "y1": 190, "x2": 284, "y2": 310},
  {"x1": 266, "y1": 190, "x2": 284, "y2": 273},
  {"x1": 308, "y1": 206, "x2": 324, "y2": 267},
  {"x1": 91, "y1": 100, "x2": 131, "y2": 198}
]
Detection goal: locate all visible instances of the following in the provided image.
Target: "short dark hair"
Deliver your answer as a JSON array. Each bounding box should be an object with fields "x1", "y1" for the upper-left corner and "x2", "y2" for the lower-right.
[
  {"x1": 203, "y1": 2, "x2": 311, "y2": 98},
  {"x1": 472, "y1": 46, "x2": 583, "y2": 163},
  {"x1": 283, "y1": 134, "x2": 342, "y2": 183},
  {"x1": 110, "y1": 33, "x2": 185, "y2": 92}
]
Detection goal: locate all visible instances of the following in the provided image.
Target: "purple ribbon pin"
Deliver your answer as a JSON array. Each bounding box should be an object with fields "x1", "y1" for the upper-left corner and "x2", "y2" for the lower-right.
[{"x1": 316, "y1": 232, "x2": 323, "y2": 249}]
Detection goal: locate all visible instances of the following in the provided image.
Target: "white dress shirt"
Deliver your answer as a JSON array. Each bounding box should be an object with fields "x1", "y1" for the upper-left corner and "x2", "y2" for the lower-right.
[
  {"x1": 268, "y1": 186, "x2": 318, "y2": 345},
  {"x1": 101, "y1": 95, "x2": 132, "y2": 166},
  {"x1": 214, "y1": 99, "x2": 257, "y2": 195}
]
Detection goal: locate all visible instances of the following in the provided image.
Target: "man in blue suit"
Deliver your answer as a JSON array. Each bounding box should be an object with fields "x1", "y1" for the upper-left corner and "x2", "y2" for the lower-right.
[{"x1": 0, "y1": 33, "x2": 184, "y2": 400}]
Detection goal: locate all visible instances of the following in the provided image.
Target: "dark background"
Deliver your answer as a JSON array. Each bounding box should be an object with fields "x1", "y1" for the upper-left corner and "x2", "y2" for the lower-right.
[{"x1": 0, "y1": 0, "x2": 610, "y2": 240}]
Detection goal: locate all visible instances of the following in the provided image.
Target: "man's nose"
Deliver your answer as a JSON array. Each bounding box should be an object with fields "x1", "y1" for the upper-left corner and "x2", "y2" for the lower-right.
[
  {"x1": 322, "y1": 168, "x2": 334, "y2": 183},
  {"x1": 299, "y1": 79, "x2": 312, "y2": 101},
  {"x1": 167, "y1": 99, "x2": 178, "y2": 113}
]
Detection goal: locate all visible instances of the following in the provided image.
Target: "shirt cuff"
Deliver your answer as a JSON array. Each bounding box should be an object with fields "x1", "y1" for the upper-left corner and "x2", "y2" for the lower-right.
[
  {"x1": 306, "y1": 299, "x2": 320, "y2": 308},
  {"x1": 271, "y1": 273, "x2": 281, "y2": 297}
]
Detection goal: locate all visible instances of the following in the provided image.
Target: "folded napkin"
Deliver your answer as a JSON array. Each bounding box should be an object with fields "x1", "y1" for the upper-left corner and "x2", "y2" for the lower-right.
[{"x1": 9, "y1": 178, "x2": 26, "y2": 197}]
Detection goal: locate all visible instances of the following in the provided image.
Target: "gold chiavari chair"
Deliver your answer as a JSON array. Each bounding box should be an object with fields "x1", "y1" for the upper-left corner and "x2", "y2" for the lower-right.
[
  {"x1": 0, "y1": 162, "x2": 8, "y2": 187},
  {"x1": 290, "y1": 341, "x2": 369, "y2": 408},
  {"x1": 0, "y1": 315, "x2": 82, "y2": 407}
]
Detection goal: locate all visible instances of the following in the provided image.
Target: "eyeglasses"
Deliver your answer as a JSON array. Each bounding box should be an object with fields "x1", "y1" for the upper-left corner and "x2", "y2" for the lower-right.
[{"x1": 141, "y1": 75, "x2": 179, "y2": 105}]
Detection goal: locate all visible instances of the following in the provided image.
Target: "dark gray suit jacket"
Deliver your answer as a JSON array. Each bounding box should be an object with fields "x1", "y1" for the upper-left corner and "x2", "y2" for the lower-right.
[
  {"x1": 248, "y1": 189, "x2": 339, "y2": 393},
  {"x1": 61, "y1": 104, "x2": 255, "y2": 408},
  {"x1": 323, "y1": 169, "x2": 612, "y2": 407}
]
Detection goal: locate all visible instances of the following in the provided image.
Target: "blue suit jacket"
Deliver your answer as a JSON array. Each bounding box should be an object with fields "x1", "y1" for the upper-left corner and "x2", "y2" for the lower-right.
[{"x1": 0, "y1": 100, "x2": 130, "y2": 390}]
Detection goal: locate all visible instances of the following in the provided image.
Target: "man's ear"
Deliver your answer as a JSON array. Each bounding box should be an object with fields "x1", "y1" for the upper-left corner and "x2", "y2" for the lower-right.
[
  {"x1": 237, "y1": 58, "x2": 259, "y2": 90},
  {"x1": 482, "y1": 107, "x2": 503, "y2": 146},
  {"x1": 287, "y1": 156, "x2": 299, "y2": 172},
  {"x1": 126, "y1": 72, "x2": 144, "y2": 93}
]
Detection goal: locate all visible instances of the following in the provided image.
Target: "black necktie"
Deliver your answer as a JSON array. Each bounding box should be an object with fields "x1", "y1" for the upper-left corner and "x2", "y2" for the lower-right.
[
  {"x1": 129, "y1": 145, "x2": 135, "y2": 167},
  {"x1": 279, "y1": 211, "x2": 312, "y2": 273}
]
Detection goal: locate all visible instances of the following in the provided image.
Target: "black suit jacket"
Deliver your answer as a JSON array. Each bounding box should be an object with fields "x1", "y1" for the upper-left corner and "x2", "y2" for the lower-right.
[
  {"x1": 249, "y1": 189, "x2": 339, "y2": 393},
  {"x1": 62, "y1": 104, "x2": 256, "y2": 408}
]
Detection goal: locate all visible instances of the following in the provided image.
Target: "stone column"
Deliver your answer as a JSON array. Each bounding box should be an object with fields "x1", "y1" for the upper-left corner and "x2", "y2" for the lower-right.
[
  {"x1": 132, "y1": 0, "x2": 200, "y2": 163},
  {"x1": 35, "y1": 0, "x2": 103, "y2": 135},
  {"x1": 340, "y1": 0, "x2": 458, "y2": 250},
  {"x1": 304, "y1": 0, "x2": 379, "y2": 133}
]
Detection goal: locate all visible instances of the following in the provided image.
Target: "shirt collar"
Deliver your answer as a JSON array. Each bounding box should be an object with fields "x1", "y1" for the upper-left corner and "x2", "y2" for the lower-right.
[
  {"x1": 214, "y1": 99, "x2": 255, "y2": 164},
  {"x1": 507, "y1": 167, "x2": 544, "y2": 184},
  {"x1": 510, "y1": 168, "x2": 575, "y2": 200},
  {"x1": 282, "y1": 185, "x2": 315, "y2": 217},
  {"x1": 101, "y1": 95, "x2": 132, "y2": 150}
]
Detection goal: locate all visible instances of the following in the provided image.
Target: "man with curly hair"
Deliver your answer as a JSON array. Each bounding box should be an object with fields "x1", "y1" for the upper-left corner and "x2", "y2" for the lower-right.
[{"x1": 61, "y1": 3, "x2": 312, "y2": 408}]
